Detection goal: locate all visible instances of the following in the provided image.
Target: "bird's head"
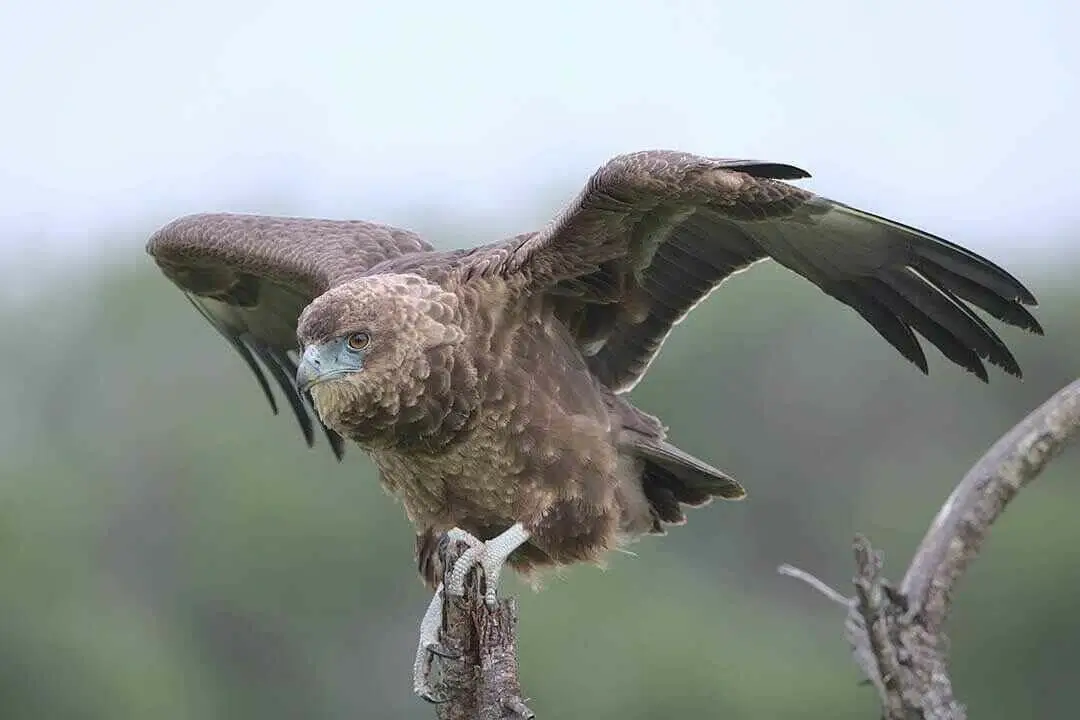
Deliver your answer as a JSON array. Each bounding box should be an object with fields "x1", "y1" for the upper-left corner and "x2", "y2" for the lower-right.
[{"x1": 294, "y1": 273, "x2": 464, "y2": 427}]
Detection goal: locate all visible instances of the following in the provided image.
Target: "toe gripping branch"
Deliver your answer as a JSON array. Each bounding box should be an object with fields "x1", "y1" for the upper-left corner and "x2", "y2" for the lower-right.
[{"x1": 416, "y1": 532, "x2": 535, "y2": 720}]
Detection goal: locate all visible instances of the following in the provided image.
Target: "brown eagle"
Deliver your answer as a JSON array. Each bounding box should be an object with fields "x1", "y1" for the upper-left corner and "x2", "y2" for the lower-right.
[{"x1": 147, "y1": 149, "x2": 1041, "y2": 699}]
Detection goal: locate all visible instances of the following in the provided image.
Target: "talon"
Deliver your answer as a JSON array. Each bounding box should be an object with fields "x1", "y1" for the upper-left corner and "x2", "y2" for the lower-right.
[
  {"x1": 418, "y1": 688, "x2": 447, "y2": 704},
  {"x1": 413, "y1": 584, "x2": 448, "y2": 701},
  {"x1": 426, "y1": 641, "x2": 460, "y2": 660},
  {"x1": 505, "y1": 696, "x2": 536, "y2": 719}
]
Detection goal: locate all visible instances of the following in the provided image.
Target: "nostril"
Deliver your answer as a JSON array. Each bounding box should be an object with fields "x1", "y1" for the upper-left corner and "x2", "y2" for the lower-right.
[{"x1": 302, "y1": 345, "x2": 323, "y2": 369}]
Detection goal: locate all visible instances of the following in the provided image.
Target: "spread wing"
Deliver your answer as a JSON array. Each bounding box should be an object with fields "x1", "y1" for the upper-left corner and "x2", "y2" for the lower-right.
[
  {"x1": 146, "y1": 212, "x2": 433, "y2": 458},
  {"x1": 486, "y1": 150, "x2": 1042, "y2": 392}
]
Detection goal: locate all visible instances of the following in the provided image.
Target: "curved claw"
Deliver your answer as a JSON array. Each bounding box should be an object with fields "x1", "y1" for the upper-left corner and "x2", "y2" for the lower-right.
[
  {"x1": 414, "y1": 642, "x2": 452, "y2": 702},
  {"x1": 413, "y1": 584, "x2": 448, "y2": 702},
  {"x1": 444, "y1": 527, "x2": 485, "y2": 551},
  {"x1": 413, "y1": 639, "x2": 459, "y2": 701},
  {"x1": 505, "y1": 696, "x2": 536, "y2": 719},
  {"x1": 482, "y1": 583, "x2": 500, "y2": 609},
  {"x1": 417, "y1": 687, "x2": 448, "y2": 705},
  {"x1": 426, "y1": 641, "x2": 461, "y2": 660}
]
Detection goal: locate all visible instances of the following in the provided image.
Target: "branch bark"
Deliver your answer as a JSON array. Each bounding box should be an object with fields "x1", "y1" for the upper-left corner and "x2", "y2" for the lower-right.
[
  {"x1": 431, "y1": 539, "x2": 534, "y2": 720},
  {"x1": 780, "y1": 377, "x2": 1080, "y2": 719}
]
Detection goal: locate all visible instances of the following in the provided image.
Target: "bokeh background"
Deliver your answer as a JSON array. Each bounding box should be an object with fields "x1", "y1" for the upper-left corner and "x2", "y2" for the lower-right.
[{"x1": 2, "y1": 1, "x2": 1079, "y2": 718}]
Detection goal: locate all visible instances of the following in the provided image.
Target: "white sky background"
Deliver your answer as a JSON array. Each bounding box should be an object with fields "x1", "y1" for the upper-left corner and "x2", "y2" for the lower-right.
[{"x1": 1, "y1": 0, "x2": 1077, "y2": 275}]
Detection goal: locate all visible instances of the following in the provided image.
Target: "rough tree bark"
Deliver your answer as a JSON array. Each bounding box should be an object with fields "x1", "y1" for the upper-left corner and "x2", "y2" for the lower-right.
[
  {"x1": 780, "y1": 377, "x2": 1080, "y2": 719},
  {"x1": 427, "y1": 538, "x2": 534, "y2": 720}
]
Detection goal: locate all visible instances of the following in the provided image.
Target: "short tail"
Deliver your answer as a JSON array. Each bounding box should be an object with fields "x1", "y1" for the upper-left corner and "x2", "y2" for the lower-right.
[{"x1": 631, "y1": 440, "x2": 745, "y2": 533}]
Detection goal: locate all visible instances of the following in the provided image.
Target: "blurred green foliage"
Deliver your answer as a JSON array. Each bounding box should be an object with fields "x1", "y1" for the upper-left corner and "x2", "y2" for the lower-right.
[{"x1": 1, "y1": 219, "x2": 1077, "y2": 719}]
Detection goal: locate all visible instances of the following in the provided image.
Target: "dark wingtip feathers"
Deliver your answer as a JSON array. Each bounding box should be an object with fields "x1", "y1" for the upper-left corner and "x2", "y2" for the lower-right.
[
  {"x1": 891, "y1": 266, "x2": 1023, "y2": 378},
  {"x1": 250, "y1": 342, "x2": 316, "y2": 448},
  {"x1": 185, "y1": 295, "x2": 280, "y2": 414},
  {"x1": 206, "y1": 316, "x2": 344, "y2": 460},
  {"x1": 915, "y1": 239, "x2": 1039, "y2": 312},
  {"x1": 833, "y1": 280, "x2": 930, "y2": 376},
  {"x1": 718, "y1": 159, "x2": 812, "y2": 181},
  {"x1": 912, "y1": 260, "x2": 1044, "y2": 337},
  {"x1": 302, "y1": 391, "x2": 346, "y2": 461},
  {"x1": 904, "y1": 232, "x2": 1041, "y2": 380},
  {"x1": 325, "y1": 426, "x2": 346, "y2": 461},
  {"x1": 245, "y1": 346, "x2": 347, "y2": 460},
  {"x1": 823, "y1": 205, "x2": 1042, "y2": 382}
]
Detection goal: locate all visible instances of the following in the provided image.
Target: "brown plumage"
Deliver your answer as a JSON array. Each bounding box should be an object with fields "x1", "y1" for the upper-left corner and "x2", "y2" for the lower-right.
[{"x1": 147, "y1": 149, "x2": 1043, "y2": 589}]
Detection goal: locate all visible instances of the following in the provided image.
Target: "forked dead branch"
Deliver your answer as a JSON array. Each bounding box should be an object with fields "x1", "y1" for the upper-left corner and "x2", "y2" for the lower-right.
[{"x1": 781, "y1": 377, "x2": 1080, "y2": 719}]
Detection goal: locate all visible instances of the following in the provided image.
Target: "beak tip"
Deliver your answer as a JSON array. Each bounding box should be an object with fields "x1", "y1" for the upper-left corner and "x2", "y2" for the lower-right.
[{"x1": 295, "y1": 364, "x2": 317, "y2": 394}]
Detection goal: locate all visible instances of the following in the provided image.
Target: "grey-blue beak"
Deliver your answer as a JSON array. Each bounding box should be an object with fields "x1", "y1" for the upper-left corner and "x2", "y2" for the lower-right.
[
  {"x1": 296, "y1": 339, "x2": 363, "y2": 393},
  {"x1": 295, "y1": 344, "x2": 325, "y2": 393}
]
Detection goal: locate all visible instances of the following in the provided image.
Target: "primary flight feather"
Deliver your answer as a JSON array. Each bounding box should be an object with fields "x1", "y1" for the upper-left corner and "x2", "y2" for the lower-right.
[{"x1": 146, "y1": 149, "x2": 1042, "y2": 700}]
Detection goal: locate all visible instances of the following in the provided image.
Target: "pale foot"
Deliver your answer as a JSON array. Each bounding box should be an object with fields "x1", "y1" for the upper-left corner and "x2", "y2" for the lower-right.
[
  {"x1": 412, "y1": 584, "x2": 459, "y2": 703},
  {"x1": 445, "y1": 523, "x2": 531, "y2": 608},
  {"x1": 411, "y1": 523, "x2": 532, "y2": 702}
]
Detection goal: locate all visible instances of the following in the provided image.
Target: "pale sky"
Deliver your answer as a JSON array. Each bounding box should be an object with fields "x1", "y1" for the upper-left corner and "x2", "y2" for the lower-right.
[{"x1": 1, "y1": 0, "x2": 1077, "y2": 270}]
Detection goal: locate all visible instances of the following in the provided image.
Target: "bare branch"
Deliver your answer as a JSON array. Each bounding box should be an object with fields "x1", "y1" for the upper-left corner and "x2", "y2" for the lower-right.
[
  {"x1": 433, "y1": 540, "x2": 534, "y2": 720},
  {"x1": 901, "y1": 377, "x2": 1080, "y2": 631},
  {"x1": 781, "y1": 378, "x2": 1080, "y2": 719},
  {"x1": 777, "y1": 563, "x2": 851, "y2": 607},
  {"x1": 850, "y1": 537, "x2": 906, "y2": 717}
]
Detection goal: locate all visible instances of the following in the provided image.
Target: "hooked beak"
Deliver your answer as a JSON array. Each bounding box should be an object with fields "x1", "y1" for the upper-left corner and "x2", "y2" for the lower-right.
[
  {"x1": 295, "y1": 345, "x2": 325, "y2": 393},
  {"x1": 296, "y1": 343, "x2": 355, "y2": 393},
  {"x1": 296, "y1": 338, "x2": 364, "y2": 393}
]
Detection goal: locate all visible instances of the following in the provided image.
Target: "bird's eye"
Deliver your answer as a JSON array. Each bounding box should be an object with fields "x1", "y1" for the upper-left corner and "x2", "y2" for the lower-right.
[{"x1": 346, "y1": 332, "x2": 370, "y2": 351}]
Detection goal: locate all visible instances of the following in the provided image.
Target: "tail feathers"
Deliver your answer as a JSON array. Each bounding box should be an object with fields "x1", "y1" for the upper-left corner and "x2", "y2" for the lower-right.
[{"x1": 631, "y1": 440, "x2": 745, "y2": 534}]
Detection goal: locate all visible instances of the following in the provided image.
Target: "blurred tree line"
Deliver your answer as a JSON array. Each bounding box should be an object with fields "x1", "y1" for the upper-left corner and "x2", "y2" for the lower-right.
[{"x1": 0, "y1": 216, "x2": 1077, "y2": 719}]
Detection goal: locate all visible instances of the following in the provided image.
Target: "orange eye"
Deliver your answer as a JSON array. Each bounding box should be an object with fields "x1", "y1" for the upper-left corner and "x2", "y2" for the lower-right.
[{"x1": 346, "y1": 332, "x2": 370, "y2": 351}]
